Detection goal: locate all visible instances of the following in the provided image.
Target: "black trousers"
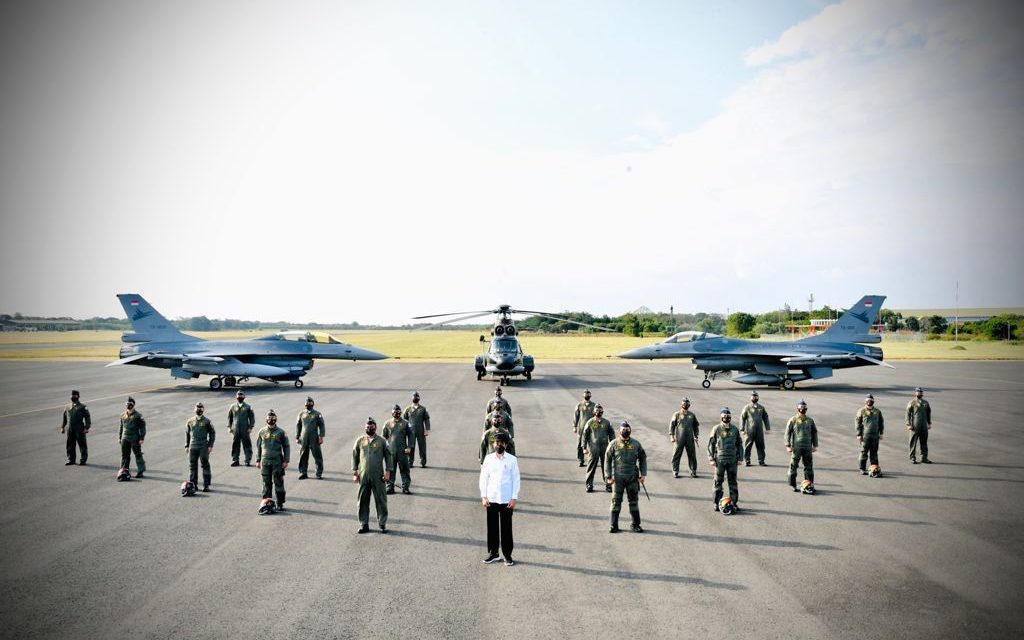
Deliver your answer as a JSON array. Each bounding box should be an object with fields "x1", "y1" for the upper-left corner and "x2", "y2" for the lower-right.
[
  {"x1": 66, "y1": 429, "x2": 87, "y2": 463},
  {"x1": 486, "y1": 503, "x2": 514, "y2": 559}
]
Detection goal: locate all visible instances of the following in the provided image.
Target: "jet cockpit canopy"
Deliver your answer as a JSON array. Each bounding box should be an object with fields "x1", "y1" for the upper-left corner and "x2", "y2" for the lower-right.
[{"x1": 662, "y1": 330, "x2": 719, "y2": 344}]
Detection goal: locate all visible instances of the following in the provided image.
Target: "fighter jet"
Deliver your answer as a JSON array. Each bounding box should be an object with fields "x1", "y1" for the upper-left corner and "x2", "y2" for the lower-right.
[
  {"x1": 618, "y1": 295, "x2": 893, "y2": 389},
  {"x1": 107, "y1": 294, "x2": 388, "y2": 389}
]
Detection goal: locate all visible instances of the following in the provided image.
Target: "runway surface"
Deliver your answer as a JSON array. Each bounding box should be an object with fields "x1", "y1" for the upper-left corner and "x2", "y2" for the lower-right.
[{"x1": 1, "y1": 360, "x2": 1022, "y2": 639}]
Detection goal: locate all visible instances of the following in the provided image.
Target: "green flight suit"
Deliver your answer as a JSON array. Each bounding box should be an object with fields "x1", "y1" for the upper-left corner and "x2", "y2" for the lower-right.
[
  {"x1": 604, "y1": 436, "x2": 647, "y2": 527},
  {"x1": 581, "y1": 416, "x2": 614, "y2": 489},
  {"x1": 186, "y1": 415, "x2": 216, "y2": 488},
  {"x1": 227, "y1": 401, "x2": 256, "y2": 464},
  {"x1": 785, "y1": 414, "x2": 818, "y2": 483},
  {"x1": 402, "y1": 403, "x2": 431, "y2": 466},
  {"x1": 740, "y1": 402, "x2": 771, "y2": 464},
  {"x1": 669, "y1": 409, "x2": 700, "y2": 475},
  {"x1": 296, "y1": 409, "x2": 325, "y2": 477},
  {"x1": 480, "y1": 426, "x2": 515, "y2": 464},
  {"x1": 855, "y1": 406, "x2": 884, "y2": 470},
  {"x1": 256, "y1": 425, "x2": 290, "y2": 507},
  {"x1": 906, "y1": 398, "x2": 932, "y2": 461},
  {"x1": 486, "y1": 397, "x2": 511, "y2": 417},
  {"x1": 484, "y1": 411, "x2": 514, "y2": 439},
  {"x1": 352, "y1": 434, "x2": 393, "y2": 527},
  {"x1": 383, "y1": 417, "x2": 415, "y2": 491},
  {"x1": 707, "y1": 422, "x2": 742, "y2": 505},
  {"x1": 574, "y1": 400, "x2": 596, "y2": 465},
  {"x1": 61, "y1": 401, "x2": 91, "y2": 464},
  {"x1": 118, "y1": 410, "x2": 146, "y2": 474}
]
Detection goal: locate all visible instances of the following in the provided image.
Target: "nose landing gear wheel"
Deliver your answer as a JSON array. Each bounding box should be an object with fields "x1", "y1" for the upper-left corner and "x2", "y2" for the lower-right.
[
  {"x1": 209, "y1": 377, "x2": 223, "y2": 390},
  {"x1": 294, "y1": 379, "x2": 304, "y2": 389},
  {"x1": 781, "y1": 378, "x2": 795, "y2": 391},
  {"x1": 702, "y1": 379, "x2": 711, "y2": 389}
]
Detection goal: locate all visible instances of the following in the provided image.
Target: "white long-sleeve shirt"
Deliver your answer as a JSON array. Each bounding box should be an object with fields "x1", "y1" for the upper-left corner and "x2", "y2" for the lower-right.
[{"x1": 479, "y1": 452, "x2": 521, "y2": 504}]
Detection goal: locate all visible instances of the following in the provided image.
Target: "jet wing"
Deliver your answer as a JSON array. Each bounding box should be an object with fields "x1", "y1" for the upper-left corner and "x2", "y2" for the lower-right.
[{"x1": 106, "y1": 352, "x2": 224, "y2": 367}]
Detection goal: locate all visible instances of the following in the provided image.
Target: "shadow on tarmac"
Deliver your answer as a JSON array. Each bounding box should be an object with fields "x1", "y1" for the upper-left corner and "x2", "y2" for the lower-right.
[
  {"x1": 640, "y1": 528, "x2": 840, "y2": 551},
  {"x1": 526, "y1": 560, "x2": 747, "y2": 589},
  {"x1": 387, "y1": 529, "x2": 573, "y2": 554}
]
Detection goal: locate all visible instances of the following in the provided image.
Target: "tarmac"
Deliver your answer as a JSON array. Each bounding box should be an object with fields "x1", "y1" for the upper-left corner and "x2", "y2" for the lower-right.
[{"x1": 1, "y1": 360, "x2": 1022, "y2": 639}]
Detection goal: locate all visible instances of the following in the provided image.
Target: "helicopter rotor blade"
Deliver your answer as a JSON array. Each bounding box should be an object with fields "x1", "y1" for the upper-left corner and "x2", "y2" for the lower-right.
[
  {"x1": 413, "y1": 312, "x2": 496, "y2": 330},
  {"x1": 515, "y1": 310, "x2": 617, "y2": 332},
  {"x1": 411, "y1": 310, "x2": 494, "y2": 320}
]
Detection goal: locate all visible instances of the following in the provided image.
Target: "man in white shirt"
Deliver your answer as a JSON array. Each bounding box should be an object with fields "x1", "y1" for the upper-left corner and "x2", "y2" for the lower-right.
[{"x1": 479, "y1": 431, "x2": 520, "y2": 566}]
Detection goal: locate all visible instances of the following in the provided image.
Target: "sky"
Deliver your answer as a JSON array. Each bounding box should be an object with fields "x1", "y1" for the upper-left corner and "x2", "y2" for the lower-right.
[{"x1": 1, "y1": 0, "x2": 1021, "y2": 325}]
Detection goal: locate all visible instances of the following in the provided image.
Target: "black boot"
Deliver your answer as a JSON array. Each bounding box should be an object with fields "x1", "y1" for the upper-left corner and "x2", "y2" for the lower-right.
[
  {"x1": 789, "y1": 474, "x2": 797, "y2": 491},
  {"x1": 713, "y1": 489, "x2": 722, "y2": 511},
  {"x1": 609, "y1": 510, "x2": 620, "y2": 533},
  {"x1": 630, "y1": 510, "x2": 643, "y2": 533}
]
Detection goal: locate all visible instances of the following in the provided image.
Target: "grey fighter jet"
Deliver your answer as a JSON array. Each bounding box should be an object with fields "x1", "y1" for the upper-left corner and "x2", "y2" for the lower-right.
[
  {"x1": 107, "y1": 294, "x2": 388, "y2": 389},
  {"x1": 618, "y1": 295, "x2": 893, "y2": 389}
]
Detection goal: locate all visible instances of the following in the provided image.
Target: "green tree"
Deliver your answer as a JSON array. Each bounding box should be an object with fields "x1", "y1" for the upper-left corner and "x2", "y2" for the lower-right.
[
  {"x1": 905, "y1": 316, "x2": 921, "y2": 332},
  {"x1": 924, "y1": 315, "x2": 948, "y2": 335},
  {"x1": 621, "y1": 314, "x2": 640, "y2": 337},
  {"x1": 726, "y1": 312, "x2": 756, "y2": 336}
]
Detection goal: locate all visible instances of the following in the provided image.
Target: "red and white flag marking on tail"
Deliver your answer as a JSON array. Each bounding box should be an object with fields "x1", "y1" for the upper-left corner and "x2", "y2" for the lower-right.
[
  {"x1": 130, "y1": 299, "x2": 140, "y2": 306},
  {"x1": 864, "y1": 300, "x2": 873, "y2": 308}
]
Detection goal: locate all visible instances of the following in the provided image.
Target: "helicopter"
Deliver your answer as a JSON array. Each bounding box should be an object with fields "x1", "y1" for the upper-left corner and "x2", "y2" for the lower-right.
[{"x1": 412, "y1": 305, "x2": 614, "y2": 385}]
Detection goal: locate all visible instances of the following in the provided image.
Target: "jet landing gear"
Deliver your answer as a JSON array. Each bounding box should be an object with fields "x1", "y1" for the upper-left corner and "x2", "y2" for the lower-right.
[
  {"x1": 294, "y1": 379, "x2": 304, "y2": 389},
  {"x1": 208, "y1": 376, "x2": 250, "y2": 390},
  {"x1": 780, "y1": 377, "x2": 795, "y2": 391},
  {"x1": 701, "y1": 372, "x2": 720, "y2": 389}
]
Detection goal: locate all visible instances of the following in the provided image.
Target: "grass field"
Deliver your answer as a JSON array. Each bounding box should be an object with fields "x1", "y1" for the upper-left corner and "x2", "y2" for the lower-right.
[{"x1": 0, "y1": 330, "x2": 1021, "y2": 361}]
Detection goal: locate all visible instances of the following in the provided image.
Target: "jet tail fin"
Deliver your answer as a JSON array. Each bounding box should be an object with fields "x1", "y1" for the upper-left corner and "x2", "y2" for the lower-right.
[
  {"x1": 802, "y1": 295, "x2": 885, "y2": 344},
  {"x1": 116, "y1": 294, "x2": 200, "y2": 343}
]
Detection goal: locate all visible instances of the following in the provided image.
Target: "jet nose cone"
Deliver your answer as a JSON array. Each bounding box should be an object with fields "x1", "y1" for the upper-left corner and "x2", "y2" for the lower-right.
[
  {"x1": 618, "y1": 346, "x2": 652, "y2": 359},
  {"x1": 354, "y1": 347, "x2": 389, "y2": 361}
]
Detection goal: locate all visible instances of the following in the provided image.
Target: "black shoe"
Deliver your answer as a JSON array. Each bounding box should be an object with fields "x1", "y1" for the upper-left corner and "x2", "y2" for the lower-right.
[
  {"x1": 673, "y1": 471, "x2": 679, "y2": 478},
  {"x1": 609, "y1": 525, "x2": 620, "y2": 533},
  {"x1": 922, "y1": 458, "x2": 932, "y2": 464},
  {"x1": 379, "y1": 525, "x2": 387, "y2": 533},
  {"x1": 483, "y1": 553, "x2": 501, "y2": 564},
  {"x1": 245, "y1": 462, "x2": 251, "y2": 467},
  {"x1": 65, "y1": 461, "x2": 75, "y2": 466},
  {"x1": 504, "y1": 557, "x2": 514, "y2": 566},
  {"x1": 861, "y1": 468, "x2": 868, "y2": 475},
  {"x1": 79, "y1": 461, "x2": 87, "y2": 465},
  {"x1": 586, "y1": 486, "x2": 594, "y2": 493},
  {"x1": 579, "y1": 462, "x2": 586, "y2": 467},
  {"x1": 316, "y1": 474, "x2": 323, "y2": 479},
  {"x1": 421, "y1": 463, "x2": 426, "y2": 468},
  {"x1": 605, "y1": 485, "x2": 613, "y2": 493},
  {"x1": 733, "y1": 504, "x2": 741, "y2": 512},
  {"x1": 135, "y1": 472, "x2": 144, "y2": 479},
  {"x1": 230, "y1": 461, "x2": 240, "y2": 467},
  {"x1": 793, "y1": 486, "x2": 800, "y2": 492},
  {"x1": 386, "y1": 487, "x2": 396, "y2": 495},
  {"x1": 911, "y1": 459, "x2": 918, "y2": 464},
  {"x1": 745, "y1": 461, "x2": 751, "y2": 467},
  {"x1": 202, "y1": 486, "x2": 210, "y2": 492},
  {"x1": 759, "y1": 461, "x2": 766, "y2": 466},
  {"x1": 277, "y1": 504, "x2": 286, "y2": 511},
  {"x1": 714, "y1": 503, "x2": 720, "y2": 512},
  {"x1": 631, "y1": 524, "x2": 644, "y2": 533},
  {"x1": 402, "y1": 488, "x2": 412, "y2": 495},
  {"x1": 298, "y1": 473, "x2": 308, "y2": 479},
  {"x1": 690, "y1": 471, "x2": 698, "y2": 478},
  {"x1": 358, "y1": 525, "x2": 370, "y2": 534}
]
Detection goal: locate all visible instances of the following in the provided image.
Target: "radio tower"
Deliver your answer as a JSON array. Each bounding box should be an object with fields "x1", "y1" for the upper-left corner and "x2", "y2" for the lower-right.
[{"x1": 807, "y1": 293, "x2": 814, "y2": 315}]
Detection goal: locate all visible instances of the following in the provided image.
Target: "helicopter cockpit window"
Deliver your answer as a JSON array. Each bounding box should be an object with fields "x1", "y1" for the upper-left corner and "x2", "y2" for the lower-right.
[
  {"x1": 662, "y1": 331, "x2": 718, "y2": 344},
  {"x1": 494, "y1": 337, "x2": 518, "y2": 352}
]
